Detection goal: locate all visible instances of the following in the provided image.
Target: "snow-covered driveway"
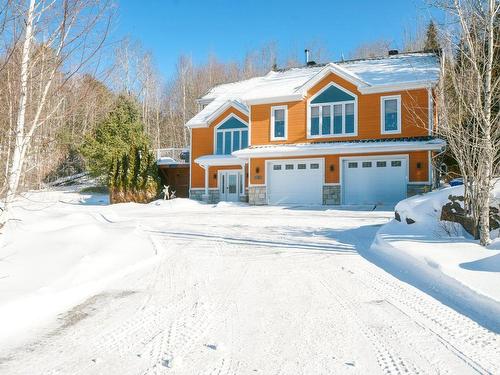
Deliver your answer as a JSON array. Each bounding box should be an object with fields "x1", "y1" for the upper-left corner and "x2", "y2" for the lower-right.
[{"x1": 1, "y1": 195, "x2": 499, "y2": 374}]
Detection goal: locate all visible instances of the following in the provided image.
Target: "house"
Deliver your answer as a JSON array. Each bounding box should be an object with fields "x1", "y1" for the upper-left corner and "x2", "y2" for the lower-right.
[{"x1": 186, "y1": 51, "x2": 446, "y2": 206}]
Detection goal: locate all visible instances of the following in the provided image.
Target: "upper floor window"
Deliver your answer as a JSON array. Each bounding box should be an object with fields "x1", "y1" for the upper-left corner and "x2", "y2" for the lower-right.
[
  {"x1": 381, "y1": 95, "x2": 401, "y2": 134},
  {"x1": 215, "y1": 115, "x2": 248, "y2": 155},
  {"x1": 271, "y1": 105, "x2": 287, "y2": 141},
  {"x1": 308, "y1": 83, "x2": 357, "y2": 137}
]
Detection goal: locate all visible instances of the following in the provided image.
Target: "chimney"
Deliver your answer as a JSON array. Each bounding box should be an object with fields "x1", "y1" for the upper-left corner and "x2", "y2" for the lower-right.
[
  {"x1": 388, "y1": 49, "x2": 399, "y2": 56},
  {"x1": 304, "y1": 49, "x2": 316, "y2": 66}
]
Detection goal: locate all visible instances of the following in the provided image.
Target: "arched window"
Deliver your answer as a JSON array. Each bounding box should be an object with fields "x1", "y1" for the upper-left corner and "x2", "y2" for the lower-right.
[
  {"x1": 309, "y1": 83, "x2": 357, "y2": 137},
  {"x1": 215, "y1": 115, "x2": 248, "y2": 155}
]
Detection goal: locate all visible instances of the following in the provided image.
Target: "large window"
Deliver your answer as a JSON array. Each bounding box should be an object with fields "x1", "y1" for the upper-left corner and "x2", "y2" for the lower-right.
[
  {"x1": 310, "y1": 102, "x2": 355, "y2": 136},
  {"x1": 309, "y1": 83, "x2": 356, "y2": 137},
  {"x1": 215, "y1": 115, "x2": 249, "y2": 155},
  {"x1": 271, "y1": 105, "x2": 287, "y2": 141},
  {"x1": 381, "y1": 95, "x2": 401, "y2": 134}
]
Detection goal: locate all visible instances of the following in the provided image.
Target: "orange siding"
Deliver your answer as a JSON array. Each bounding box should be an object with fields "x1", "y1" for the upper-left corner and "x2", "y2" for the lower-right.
[
  {"x1": 190, "y1": 107, "x2": 248, "y2": 189},
  {"x1": 249, "y1": 151, "x2": 428, "y2": 185},
  {"x1": 250, "y1": 72, "x2": 429, "y2": 145}
]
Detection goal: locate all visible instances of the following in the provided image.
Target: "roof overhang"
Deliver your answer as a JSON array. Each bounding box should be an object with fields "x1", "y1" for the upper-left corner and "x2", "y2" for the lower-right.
[
  {"x1": 194, "y1": 154, "x2": 248, "y2": 168},
  {"x1": 186, "y1": 100, "x2": 249, "y2": 129},
  {"x1": 300, "y1": 63, "x2": 369, "y2": 93},
  {"x1": 232, "y1": 139, "x2": 446, "y2": 159},
  {"x1": 244, "y1": 93, "x2": 304, "y2": 105},
  {"x1": 358, "y1": 80, "x2": 437, "y2": 94}
]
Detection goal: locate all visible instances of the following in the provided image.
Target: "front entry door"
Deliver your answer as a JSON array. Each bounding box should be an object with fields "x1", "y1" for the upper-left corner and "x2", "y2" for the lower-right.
[{"x1": 220, "y1": 170, "x2": 240, "y2": 202}]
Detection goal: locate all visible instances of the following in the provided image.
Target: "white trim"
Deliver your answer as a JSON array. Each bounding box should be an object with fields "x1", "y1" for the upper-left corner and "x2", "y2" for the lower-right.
[
  {"x1": 195, "y1": 154, "x2": 247, "y2": 168},
  {"x1": 270, "y1": 105, "x2": 288, "y2": 141},
  {"x1": 186, "y1": 100, "x2": 249, "y2": 128},
  {"x1": 218, "y1": 169, "x2": 243, "y2": 201},
  {"x1": 339, "y1": 154, "x2": 409, "y2": 205},
  {"x1": 233, "y1": 139, "x2": 446, "y2": 159},
  {"x1": 189, "y1": 128, "x2": 192, "y2": 196},
  {"x1": 300, "y1": 63, "x2": 369, "y2": 93},
  {"x1": 380, "y1": 95, "x2": 402, "y2": 135},
  {"x1": 324, "y1": 182, "x2": 341, "y2": 186},
  {"x1": 306, "y1": 82, "x2": 358, "y2": 139},
  {"x1": 428, "y1": 150, "x2": 432, "y2": 185},
  {"x1": 191, "y1": 187, "x2": 219, "y2": 191},
  {"x1": 359, "y1": 81, "x2": 435, "y2": 94},
  {"x1": 265, "y1": 157, "x2": 325, "y2": 205},
  {"x1": 213, "y1": 113, "x2": 249, "y2": 155},
  {"x1": 248, "y1": 105, "x2": 252, "y2": 146},
  {"x1": 249, "y1": 183, "x2": 266, "y2": 187},
  {"x1": 427, "y1": 88, "x2": 434, "y2": 135},
  {"x1": 244, "y1": 94, "x2": 303, "y2": 106}
]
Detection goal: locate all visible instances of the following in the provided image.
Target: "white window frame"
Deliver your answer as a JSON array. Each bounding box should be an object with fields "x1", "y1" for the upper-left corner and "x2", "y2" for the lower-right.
[
  {"x1": 213, "y1": 114, "x2": 248, "y2": 155},
  {"x1": 270, "y1": 105, "x2": 288, "y2": 141},
  {"x1": 306, "y1": 82, "x2": 358, "y2": 139},
  {"x1": 380, "y1": 95, "x2": 402, "y2": 134}
]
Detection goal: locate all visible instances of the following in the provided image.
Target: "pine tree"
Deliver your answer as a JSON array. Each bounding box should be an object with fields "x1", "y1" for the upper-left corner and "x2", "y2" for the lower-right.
[
  {"x1": 424, "y1": 21, "x2": 440, "y2": 51},
  {"x1": 81, "y1": 95, "x2": 159, "y2": 203}
]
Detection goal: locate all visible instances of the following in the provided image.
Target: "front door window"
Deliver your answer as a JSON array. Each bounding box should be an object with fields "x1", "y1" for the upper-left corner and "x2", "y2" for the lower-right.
[
  {"x1": 228, "y1": 174, "x2": 237, "y2": 194},
  {"x1": 219, "y1": 171, "x2": 241, "y2": 202}
]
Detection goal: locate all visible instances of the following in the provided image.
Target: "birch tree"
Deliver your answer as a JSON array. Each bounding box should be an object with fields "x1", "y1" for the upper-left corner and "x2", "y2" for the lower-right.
[
  {"x1": 1, "y1": 0, "x2": 112, "y2": 220},
  {"x1": 435, "y1": 0, "x2": 499, "y2": 245}
]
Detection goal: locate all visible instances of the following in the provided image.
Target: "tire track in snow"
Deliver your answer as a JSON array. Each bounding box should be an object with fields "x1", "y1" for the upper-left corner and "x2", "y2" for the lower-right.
[
  {"x1": 347, "y1": 262, "x2": 499, "y2": 374},
  {"x1": 317, "y1": 275, "x2": 424, "y2": 375}
]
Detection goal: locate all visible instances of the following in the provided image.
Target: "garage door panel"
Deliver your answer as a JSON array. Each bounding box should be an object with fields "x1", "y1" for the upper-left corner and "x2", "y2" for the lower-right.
[
  {"x1": 268, "y1": 160, "x2": 323, "y2": 205},
  {"x1": 343, "y1": 158, "x2": 407, "y2": 205}
]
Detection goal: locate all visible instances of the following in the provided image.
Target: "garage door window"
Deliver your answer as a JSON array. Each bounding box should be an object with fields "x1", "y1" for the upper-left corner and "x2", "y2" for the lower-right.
[
  {"x1": 377, "y1": 161, "x2": 387, "y2": 167},
  {"x1": 362, "y1": 162, "x2": 372, "y2": 168},
  {"x1": 310, "y1": 163, "x2": 320, "y2": 169},
  {"x1": 348, "y1": 162, "x2": 358, "y2": 168},
  {"x1": 391, "y1": 160, "x2": 402, "y2": 167},
  {"x1": 298, "y1": 164, "x2": 306, "y2": 170},
  {"x1": 285, "y1": 164, "x2": 294, "y2": 170},
  {"x1": 273, "y1": 165, "x2": 282, "y2": 170}
]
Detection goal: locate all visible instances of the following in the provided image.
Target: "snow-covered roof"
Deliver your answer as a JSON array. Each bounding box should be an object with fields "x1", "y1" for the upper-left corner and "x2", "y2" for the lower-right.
[
  {"x1": 186, "y1": 53, "x2": 440, "y2": 128},
  {"x1": 232, "y1": 137, "x2": 446, "y2": 158},
  {"x1": 194, "y1": 154, "x2": 247, "y2": 167}
]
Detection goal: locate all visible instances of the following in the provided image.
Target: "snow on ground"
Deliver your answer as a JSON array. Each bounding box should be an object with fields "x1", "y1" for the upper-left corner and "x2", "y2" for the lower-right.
[
  {"x1": 0, "y1": 188, "x2": 157, "y2": 345},
  {"x1": 0, "y1": 188, "x2": 499, "y2": 374},
  {"x1": 372, "y1": 184, "x2": 500, "y2": 333}
]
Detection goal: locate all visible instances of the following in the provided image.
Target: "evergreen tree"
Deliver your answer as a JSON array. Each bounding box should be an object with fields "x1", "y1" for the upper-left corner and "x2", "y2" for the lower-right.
[
  {"x1": 424, "y1": 21, "x2": 440, "y2": 51},
  {"x1": 81, "y1": 95, "x2": 159, "y2": 203}
]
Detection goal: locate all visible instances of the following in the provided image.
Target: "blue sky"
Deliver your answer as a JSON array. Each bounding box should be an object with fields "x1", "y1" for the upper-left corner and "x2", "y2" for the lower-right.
[{"x1": 114, "y1": 0, "x2": 436, "y2": 79}]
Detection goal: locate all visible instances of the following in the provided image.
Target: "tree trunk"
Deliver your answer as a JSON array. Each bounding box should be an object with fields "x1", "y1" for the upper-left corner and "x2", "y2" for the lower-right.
[{"x1": 4, "y1": 0, "x2": 36, "y2": 211}]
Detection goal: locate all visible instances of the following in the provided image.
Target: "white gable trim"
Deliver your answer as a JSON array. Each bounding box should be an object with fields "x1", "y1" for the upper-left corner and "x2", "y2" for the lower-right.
[
  {"x1": 213, "y1": 113, "x2": 249, "y2": 155},
  {"x1": 186, "y1": 100, "x2": 249, "y2": 128},
  {"x1": 306, "y1": 81, "x2": 359, "y2": 139},
  {"x1": 300, "y1": 63, "x2": 369, "y2": 94},
  {"x1": 359, "y1": 80, "x2": 435, "y2": 94}
]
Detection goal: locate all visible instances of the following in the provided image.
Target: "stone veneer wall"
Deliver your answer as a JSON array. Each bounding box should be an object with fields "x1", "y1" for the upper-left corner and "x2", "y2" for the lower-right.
[
  {"x1": 248, "y1": 186, "x2": 267, "y2": 205},
  {"x1": 323, "y1": 185, "x2": 341, "y2": 205},
  {"x1": 407, "y1": 184, "x2": 432, "y2": 197},
  {"x1": 190, "y1": 189, "x2": 220, "y2": 204}
]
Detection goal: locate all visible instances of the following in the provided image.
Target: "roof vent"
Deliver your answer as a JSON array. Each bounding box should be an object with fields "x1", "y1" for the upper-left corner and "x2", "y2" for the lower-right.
[
  {"x1": 388, "y1": 49, "x2": 399, "y2": 56},
  {"x1": 304, "y1": 49, "x2": 316, "y2": 66}
]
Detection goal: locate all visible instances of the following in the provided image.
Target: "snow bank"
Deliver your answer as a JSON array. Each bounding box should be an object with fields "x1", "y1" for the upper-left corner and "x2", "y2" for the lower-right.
[
  {"x1": 370, "y1": 184, "x2": 500, "y2": 330},
  {"x1": 0, "y1": 188, "x2": 157, "y2": 343}
]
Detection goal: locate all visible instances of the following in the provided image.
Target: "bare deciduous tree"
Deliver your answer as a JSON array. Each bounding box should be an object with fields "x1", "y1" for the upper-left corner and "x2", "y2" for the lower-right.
[
  {"x1": 1, "y1": 0, "x2": 113, "y2": 221},
  {"x1": 435, "y1": 0, "x2": 499, "y2": 245}
]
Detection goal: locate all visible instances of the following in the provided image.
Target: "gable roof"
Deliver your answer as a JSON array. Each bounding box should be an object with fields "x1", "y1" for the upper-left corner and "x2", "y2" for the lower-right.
[{"x1": 186, "y1": 53, "x2": 439, "y2": 128}]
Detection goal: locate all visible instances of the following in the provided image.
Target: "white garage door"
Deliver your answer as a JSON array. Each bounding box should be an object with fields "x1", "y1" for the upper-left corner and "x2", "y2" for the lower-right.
[
  {"x1": 267, "y1": 159, "x2": 323, "y2": 205},
  {"x1": 343, "y1": 157, "x2": 407, "y2": 205}
]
